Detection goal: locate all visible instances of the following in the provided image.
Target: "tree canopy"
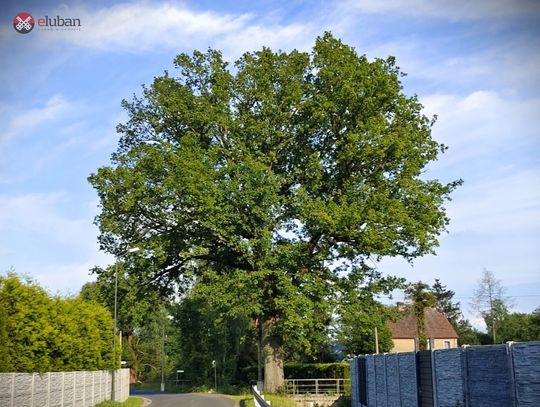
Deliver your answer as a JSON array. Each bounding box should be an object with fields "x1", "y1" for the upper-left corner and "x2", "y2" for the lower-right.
[
  {"x1": 89, "y1": 32, "x2": 460, "y2": 390},
  {"x1": 0, "y1": 273, "x2": 114, "y2": 373}
]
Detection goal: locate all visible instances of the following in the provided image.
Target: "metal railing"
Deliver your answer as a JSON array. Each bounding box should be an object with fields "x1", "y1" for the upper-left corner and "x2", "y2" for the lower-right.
[
  {"x1": 252, "y1": 384, "x2": 272, "y2": 407},
  {"x1": 284, "y1": 378, "x2": 350, "y2": 395}
]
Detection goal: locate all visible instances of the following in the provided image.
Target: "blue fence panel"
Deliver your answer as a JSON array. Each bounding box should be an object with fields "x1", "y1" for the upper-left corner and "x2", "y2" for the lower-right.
[
  {"x1": 385, "y1": 354, "x2": 400, "y2": 406},
  {"x1": 512, "y1": 341, "x2": 540, "y2": 406},
  {"x1": 466, "y1": 345, "x2": 513, "y2": 407},
  {"x1": 366, "y1": 356, "x2": 377, "y2": 407},
  {"x1": 433, "y1": 348, "x2": 465, "y2": 407},
  {"x1": 374, "y1": 355, "x2": 387, "y2": 407},
  {"x1": 398, "y1": 352, "x2": 418, "y2": 407},
  {"x1": 350, "y1": 357, "x2": 357, "y2": 407}
]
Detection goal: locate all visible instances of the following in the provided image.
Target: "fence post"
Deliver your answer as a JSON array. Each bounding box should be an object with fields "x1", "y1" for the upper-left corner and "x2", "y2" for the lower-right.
[
  {"x1": 47, "y1": 372, "x2": 51, "y2": 407},
  {"x1": 10, "y1": 372, "x2": 15, "y2": 407},
  {"x1": 61, "y1": 372, "x2": 65, "y2": 406},
  {"x1": 506, "y1": 342, "x2": 517, "y2": 407},
  {"x1": 30, "y1": 373, "x2": 35, "y2": 407},
  {"x1": 461, "y1": 346, "x2": 470, "y2": 407},
  {"x1": 430, "y1": 350, "x2": 438, "y2": 407}
]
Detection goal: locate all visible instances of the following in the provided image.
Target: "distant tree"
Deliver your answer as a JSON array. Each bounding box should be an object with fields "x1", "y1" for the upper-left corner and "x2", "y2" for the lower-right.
[
  {"x1": 336, "y1": 294, "x2": 397, "y2": 355},
  {"x1": 404, "y1": 281, "x2": 436, "y2": 350},
  {"x1": 336, "y1": 268, "x2": 402, "y2": 355},
  {"x1": 454, "y1": 319, "x2": 481, "y2": 345},
  {"x1": 431, "y1": 279, "x2": 461, "y2": 326},
  {"x1": 171, "y1": 280, "x2": 251, "y2": 387},
  {"x1": 0, "y1": 291, "x2": 10, "y2": 371},
  {"x1": 80, "y1": 266, "x2": 172, "y2": 381},
  {"x1": 496, "y1": 310, "x2": 540, "y2": 343},
  {"x1": 471, "y1": 269, "x2": 512, "y2": 344},
  {"x1": 531, "y1": 307, "x2": 540, "y2": 338}
]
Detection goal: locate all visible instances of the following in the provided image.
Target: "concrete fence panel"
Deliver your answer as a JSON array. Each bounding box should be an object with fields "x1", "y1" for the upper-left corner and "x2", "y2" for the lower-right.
[
  {"x1": 0, "y1": 369, "x2": 129, "y2": 407},
  {"x1": 433, "y1": 348, "x2": 465, "y2": 407},
  {"x1": 350, "y1": 357, "x2": 358, "y2": 407},
  {"x1": 466, "y1": 345, "x2": 513, "y2": 407},
  {"x1": 350, "y1": 342, "x2": 540, "y2": 407},
  {"x1": 366, "y1": 356, "x2": 376, "y2": 407},
  {"x1": 512, "y1": 341, "x2": 540, "y2": 406},
  {"x1": 398, "y1": 352, "x2": 418, "y2": 407},
  {"x1": 385, "y1": 353, "x2": 400, "y2": 406},
  {"x1": 374, "y1": 355, "x2": 387, "y2": 407}
]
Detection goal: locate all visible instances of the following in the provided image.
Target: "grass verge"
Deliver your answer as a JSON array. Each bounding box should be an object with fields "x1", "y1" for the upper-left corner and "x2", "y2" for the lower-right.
[
  {"x1": 228, "y1": 394, "x2": 300, "y2": 407},
  {"x1": 93, "y1": 396, "x2": 144, "y2": 407}
]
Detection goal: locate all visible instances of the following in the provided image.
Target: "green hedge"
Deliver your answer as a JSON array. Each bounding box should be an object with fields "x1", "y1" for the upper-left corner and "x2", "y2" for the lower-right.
[{"x1": 284, "y1": 362, "x2": 349, "y2": 379}]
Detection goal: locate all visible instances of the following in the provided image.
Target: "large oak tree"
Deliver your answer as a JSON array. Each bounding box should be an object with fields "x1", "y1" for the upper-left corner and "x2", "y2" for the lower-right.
[{"x1": 89, "y1": 33, "x2": 460, "y2": 391}]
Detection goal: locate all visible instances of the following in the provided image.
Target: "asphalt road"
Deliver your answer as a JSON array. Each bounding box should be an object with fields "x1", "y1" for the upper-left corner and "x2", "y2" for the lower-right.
[{"x1": 142, "y1": 393, "x2": 235, "y2": 407}]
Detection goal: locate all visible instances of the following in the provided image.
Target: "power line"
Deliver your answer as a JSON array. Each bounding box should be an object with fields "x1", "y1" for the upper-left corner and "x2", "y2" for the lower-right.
[{"x1": 377, "y1": 294, "x2": 540, "y2": 301}]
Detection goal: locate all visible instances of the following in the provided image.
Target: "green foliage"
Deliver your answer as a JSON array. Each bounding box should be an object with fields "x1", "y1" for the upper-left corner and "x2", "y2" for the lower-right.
[
  {"x1": 431, "y1": 279, "x2": 461, "y2": 326},
  {"x1": 455, "y1": 319, "x2": 481, "y2": 346},
  {"x1": 496, "y1": 308, "x2": 540, "y2": 343},
  {"x1": 239, "y1": 362, "x2": 350, "y2": 384},
  {"x1": 93, "y1": 397, "x2": 144, "y2": 407},
  {"x1": 404, "y1": 281, "x2": 436, "y2": 350},
  {"x1": 0, "y1": 273, "x2": 113, "y2": 372},
  {"x1": 171, "y1": 280, "x2": 251, "y2": 387},
  {"x1": 89, "y1": 32, "x2": 460, "y2": 388},
  {"x1": 336, "y1": 292, "x2": 399, "y2": 355},
  {"x1": 284, "y1": 363, "x2": 349, "y2": 379},
  {"x1": 81, "y1": 269, "x2": 173, "y2": 381}
]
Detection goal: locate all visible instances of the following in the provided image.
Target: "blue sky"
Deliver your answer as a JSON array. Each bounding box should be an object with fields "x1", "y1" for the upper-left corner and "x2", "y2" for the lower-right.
[{"x1": 1, "y1": 0, "x2": 539, "y2": 329}]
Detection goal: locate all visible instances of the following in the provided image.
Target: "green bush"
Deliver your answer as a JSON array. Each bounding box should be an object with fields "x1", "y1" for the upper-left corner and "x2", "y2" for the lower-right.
[{"x1": 284, "y1": 362, "x2": 349, "y2": 379}]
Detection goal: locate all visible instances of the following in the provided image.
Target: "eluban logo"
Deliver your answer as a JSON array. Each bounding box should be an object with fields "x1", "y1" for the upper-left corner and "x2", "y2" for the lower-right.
[
  {"x1": 13, "y1": 11, "x2": 82, "y2": 33},
  {"x1": 13, "y1": 12, "x2": 34, "y2": 34}
]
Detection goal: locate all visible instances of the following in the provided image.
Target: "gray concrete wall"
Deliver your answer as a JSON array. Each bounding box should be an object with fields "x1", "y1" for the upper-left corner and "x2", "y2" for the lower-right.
[{"x1": 0, "y1": 368, "x2": 129, "y2": 407}]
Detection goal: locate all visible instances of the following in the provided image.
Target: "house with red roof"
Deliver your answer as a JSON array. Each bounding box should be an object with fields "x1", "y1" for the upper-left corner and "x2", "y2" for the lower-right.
[{"x1": 388, "y1": 307, "x2": 459, "y2": 352}]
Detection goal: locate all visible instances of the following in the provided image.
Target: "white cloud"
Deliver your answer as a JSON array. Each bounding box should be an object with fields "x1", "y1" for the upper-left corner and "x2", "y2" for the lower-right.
[
  {"x1": 0, "y1": 192, "x2": 91, "y2": 248},
  {"x1": 420, "y1": 90, "x2": 540, "y2": 175},
  {"x1": 39, "y1": 2, "x2": 312, "y2": 56},
  {"x1": 0, "y1": 192, "x2": 113, "y2": 293},
  {"x1": 0, "y1": 95, "x2": 72, "y2": 153},
  {"x1": 447, "y1": 168, "x2": 540, "y2": 235},
  {"x1": 33, "y1": 261, "x2": 100, "y2": 296},
  {"x1": 341, "y1": 0, "x2": 540, "y2": 20}
]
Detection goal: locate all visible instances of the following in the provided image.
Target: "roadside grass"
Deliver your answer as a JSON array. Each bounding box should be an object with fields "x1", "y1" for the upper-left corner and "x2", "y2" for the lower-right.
[
  {"x1": 93, "y1": 396, "x2": 144, "y2": 407},
  {"x1": 228, "y1": 394, "x2": 300, "y2": 407}
]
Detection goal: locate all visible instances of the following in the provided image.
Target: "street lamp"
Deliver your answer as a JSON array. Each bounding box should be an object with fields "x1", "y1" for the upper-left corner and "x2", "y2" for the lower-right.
[
  {"x1": 212, "y1": 360, "x2": 217, "y2": 392},
  {"x1": 112, "y1": 246, "x2": 141, "y2": 401}
]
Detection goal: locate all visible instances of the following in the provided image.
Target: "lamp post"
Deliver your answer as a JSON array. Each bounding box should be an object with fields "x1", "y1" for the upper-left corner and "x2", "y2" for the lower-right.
[
  {"x1": 161, "y1": 324, "x2": 165, "y2": 392},
  {"x1": 112, "y1": 246, "x2": 140, "y2": 401},
  {"x1": 212, "y1": 360, "x2": 217, "y2": 392}
]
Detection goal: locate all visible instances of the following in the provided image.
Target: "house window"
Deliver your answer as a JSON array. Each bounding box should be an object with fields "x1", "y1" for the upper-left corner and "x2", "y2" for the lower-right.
[{"x1": 444, "y1": 341, "x2": 451, "y2": 349}]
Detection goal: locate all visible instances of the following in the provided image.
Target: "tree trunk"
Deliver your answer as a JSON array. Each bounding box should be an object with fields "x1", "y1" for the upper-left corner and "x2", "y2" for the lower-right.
[{"x1": 262, "y1": 320, "x2": 284, "y2": 393}]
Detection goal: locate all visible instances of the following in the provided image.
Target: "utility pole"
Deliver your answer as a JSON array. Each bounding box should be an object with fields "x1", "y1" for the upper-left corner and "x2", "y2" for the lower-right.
[
  {"x1": 161, "y1": 324, "x2": 165, "y2": 392},
  {"x1": 374, "y1": 327, "x2": 379, "y2": 354},
  {"x1": 257, "y1": 318, "x2": 263, "y2": 390},
  {"x1": 112, "y1": 247, "x2": 141, "y2": 401},
  {"x1": 212, "y1": 359, "x2": 217, "y2": 392}
]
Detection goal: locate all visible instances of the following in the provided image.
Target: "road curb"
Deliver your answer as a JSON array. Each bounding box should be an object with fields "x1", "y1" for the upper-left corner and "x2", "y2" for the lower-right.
[{"x1": 140, "y1": 396, "x2": 152, "y2": 406}]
